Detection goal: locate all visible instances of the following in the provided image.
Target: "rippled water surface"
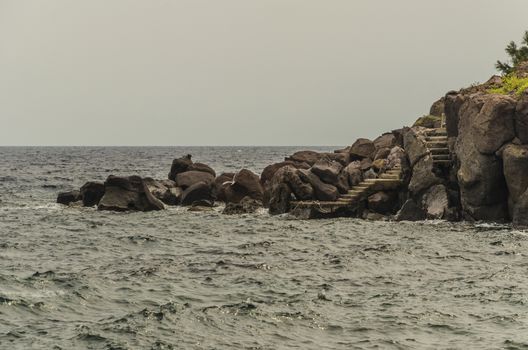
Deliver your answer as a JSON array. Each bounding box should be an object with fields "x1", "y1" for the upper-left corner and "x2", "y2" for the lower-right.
[{"x1": 1, "y1": 147, "x2": 528, "y2": 349}]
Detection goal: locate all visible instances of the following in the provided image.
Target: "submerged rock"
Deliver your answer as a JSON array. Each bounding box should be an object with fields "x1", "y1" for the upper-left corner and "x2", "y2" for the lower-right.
[
  {"x1": 223, "y1": 196, "x2": 261, "y2": 215},
  {"x1": 57, "y1": 190, "x2": 81, "y2": 205}
]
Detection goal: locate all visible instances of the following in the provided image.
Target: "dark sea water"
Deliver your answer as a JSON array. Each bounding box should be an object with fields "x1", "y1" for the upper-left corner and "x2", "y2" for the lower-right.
[{"x1": 1, "y1": 147, "x2": 528, "y2": 350}]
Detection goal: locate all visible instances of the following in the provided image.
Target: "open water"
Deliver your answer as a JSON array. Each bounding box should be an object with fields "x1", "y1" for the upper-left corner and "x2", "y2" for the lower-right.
[{"x1": 1, "y1": 147, "x2": 527, "y2": 349}]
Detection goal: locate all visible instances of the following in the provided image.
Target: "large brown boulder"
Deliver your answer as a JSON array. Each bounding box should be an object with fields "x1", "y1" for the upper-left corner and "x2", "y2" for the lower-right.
[
  {"x1": 367, "y1": 191, "x2": 397, "y2": 214},
  {"x1": 310, "y1": 158, "x2": 343, "y2": 185},
  {"x1": 340, "y1": 161, "x2": 363, "y2": 187},
  {"x1": 403, "y1": 128, "x2": 428, "y2": 167},
  {"x1": 168, "y1": 154, "x2": 193, "y2": 181},
  {"x1": 226, "y1": 169, "x2": 264, "y2": 203},
  {"x1": 176, "y1": 171, "x2": 215, "y2": 190},
  {"x1": 514, "y1": 89, "x2": 528, "y2": 143},
  {"x1": 80, "y1": 181, "x2": 105, "y2": 207},
  {"x1": 298, "y1": 169, "x2": 339, "y2": 201},
  {"x1": 143, "y1": 178, "x2": 181, "y2": 205},
  {"x1": 285, "y1": 151, "x2": 322, "y2": 166},
  {"x1": 188, "y1": 163, "x2": 216, "y2": 177},
  {"x1": 57, "y1": 190, "x2": 81, "y2": 205},
  {"x1": 268, "y1": 167, "x2": 293, "y2": 215},
  {"x1": 373, "y1": 133, "x2": 396, "y2": 150},
  {"x1": 213, "y1": 173, "x2": 234, "y2": 202},
  {"x1": 408, "y1": 155, "x2": 441, "y2": 194},
  {"x1": 180, "y1": 182, "x2": 214, "y2": 206},
  {"x1": 280, "y1": 166, "x2": 313, "y2": 200},
  {"x1": 98, "y1": 176, "x2": 165, "y2": 212},
  {"x1": 260, "y1": 161, "x2": 309, "y2": 186},
  {"x1": 349, "y1": 138, "x2": 376, "y2": 160}
]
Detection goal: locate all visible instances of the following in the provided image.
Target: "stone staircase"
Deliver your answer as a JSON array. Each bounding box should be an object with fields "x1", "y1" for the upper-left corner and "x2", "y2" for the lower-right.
[
  {"x1": 425, "y1": 128, "x2": 452, "y2": 165},
  {"x1": 291, "y1": 165, "x2": 403, "y2": 213}
]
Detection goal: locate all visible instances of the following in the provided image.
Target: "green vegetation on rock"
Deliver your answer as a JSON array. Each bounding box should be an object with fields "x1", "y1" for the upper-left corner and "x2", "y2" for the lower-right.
[
  {"x1": 496, "y1": 30, "x2": 528, "y2": 75},
  {"x1": 413, "y1": 115, "x2": 441, "y2": 128},
  {"x1": 488, "y1": 74, "x2": 528, "y2": 96}
]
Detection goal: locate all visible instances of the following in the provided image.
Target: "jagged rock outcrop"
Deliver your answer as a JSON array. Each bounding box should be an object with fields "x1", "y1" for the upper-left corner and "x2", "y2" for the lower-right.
[
  {"x1": 260, "y1": 161, "x2": 309, "y2": 187},
  {"x1": 268, "y1": 167, "x2": 293, "y2": 215},
  {"x1": 514, "y1": 90, "x2": 528, "y2": 143},
  {"x1": 98, "y1": 176, "x2": 165, "y2": 212},
  {"x1": 455, "y1": 94, "x2": 509, "y2": 221},
  {"x1": 311, "y1": 158, "x2": 343, "y2": 185},
  {"x1": 408, "y1": 155, "x2": 442, "y2": 194}
]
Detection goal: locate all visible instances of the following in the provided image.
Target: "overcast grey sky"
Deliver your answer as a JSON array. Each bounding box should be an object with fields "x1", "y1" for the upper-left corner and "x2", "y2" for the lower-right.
[{"x1": 1, "y1": 1, "x2": 527, "y2": 146}]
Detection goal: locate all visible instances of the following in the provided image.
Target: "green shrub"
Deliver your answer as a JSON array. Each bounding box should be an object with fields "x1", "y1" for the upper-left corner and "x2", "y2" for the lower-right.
[{"x1": 488, "y1": 74, "x2": 528, "y2": 96}]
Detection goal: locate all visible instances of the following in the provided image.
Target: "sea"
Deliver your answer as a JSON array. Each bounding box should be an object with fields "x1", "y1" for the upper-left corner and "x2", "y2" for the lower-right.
[{"x1": 0, "y1": 146, "x2": 527, "y2": 349}]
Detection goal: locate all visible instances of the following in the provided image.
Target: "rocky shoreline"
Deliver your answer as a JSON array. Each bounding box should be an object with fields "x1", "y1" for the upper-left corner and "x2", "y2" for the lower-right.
[{"x1": 57, "y1": 66, "x2": 528, "y2": 226}]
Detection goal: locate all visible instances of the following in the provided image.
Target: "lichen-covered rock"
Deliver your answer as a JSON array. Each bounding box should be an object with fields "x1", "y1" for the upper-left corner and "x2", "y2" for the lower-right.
[
  {"x1": 80, "y1": 181, "x2": 105, "y2": 207},
  {"x1": 98, "y1": 176, "x2": 165, "y2": 212},
  {"x1": 413, "y1": 115, "x2": 441, "y2": 128},
  {"x1": 340, "y1": 161, "x2": 363, "y2": 187}
]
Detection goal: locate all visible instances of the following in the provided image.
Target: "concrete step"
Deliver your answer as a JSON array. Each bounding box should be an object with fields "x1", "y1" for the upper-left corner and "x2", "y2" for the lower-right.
[
  {"x1": 433, "y1": 159, "x2": 452, "y2": 165},
  {"x1": 426, "y1": 129, "x2": 447, "y2": 137},
  {"x1": 379, "y1": 174, "x2": 400, "y2": 179},
  {"x1": 425, "y1": 136, "x2": 448, "y2": 142}
]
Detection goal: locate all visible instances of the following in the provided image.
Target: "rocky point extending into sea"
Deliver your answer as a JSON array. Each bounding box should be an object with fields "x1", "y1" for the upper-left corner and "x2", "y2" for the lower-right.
[{"x1": 57, "y1": 64, "x2": 528, "y2": 226}]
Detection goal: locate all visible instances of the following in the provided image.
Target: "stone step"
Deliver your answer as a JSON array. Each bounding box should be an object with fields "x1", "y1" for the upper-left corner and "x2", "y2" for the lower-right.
[
  {"x1": 426, "y1": 129, "x2": 447, "y2": 137},
  {"x1": 426, "y1": 141, "x2": 448, "y2": 148},
  {"x1": 433, "y1": 159, "x2": 452, "y2": 165},
  {"x1": 425, "y1": 136, "x2": 448, "y2": 142},
  {"x1": 432, "y1": 154, "x2": 451, "y2": 161},
  {"x1": 380, "y1": 174, "x2": 400, "y2": 179},
  {"x1": 429, "y1": 148, "x2": 449, "y2": 155}
]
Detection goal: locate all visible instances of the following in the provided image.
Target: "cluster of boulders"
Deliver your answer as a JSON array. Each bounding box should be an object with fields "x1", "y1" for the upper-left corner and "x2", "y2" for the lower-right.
[
  {"x1": 261, "y1": 133, "x2": 407, "y2": 218},
  {"x1": 57, "y1": 154, "x2": 264, "y2": 215},
  {"x1": 57, "y1": 64, "x2": 528, "y2": 226}
]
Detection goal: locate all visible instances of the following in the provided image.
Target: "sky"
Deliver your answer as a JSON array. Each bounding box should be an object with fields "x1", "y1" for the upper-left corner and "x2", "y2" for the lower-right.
[{"x1": 1, "y1": 1, "x2": 527, "y2": 146}]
